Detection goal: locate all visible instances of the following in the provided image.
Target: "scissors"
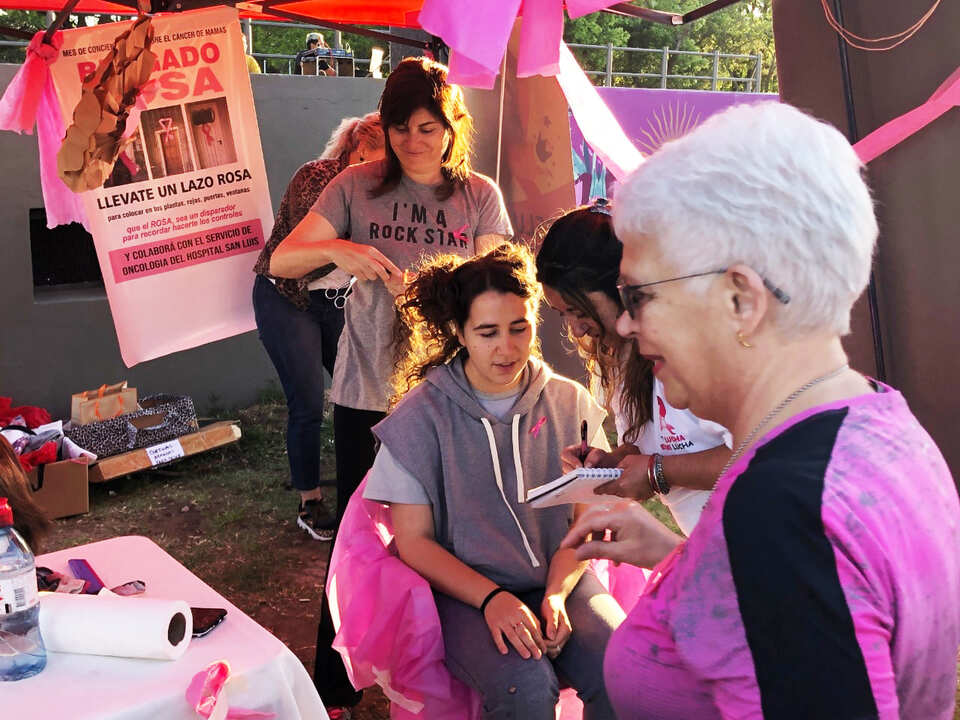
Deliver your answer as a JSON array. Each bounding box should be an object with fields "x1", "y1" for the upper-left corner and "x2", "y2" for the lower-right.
[{"x1": 324, "y1": 276, "x2": 357, "y2": 309}]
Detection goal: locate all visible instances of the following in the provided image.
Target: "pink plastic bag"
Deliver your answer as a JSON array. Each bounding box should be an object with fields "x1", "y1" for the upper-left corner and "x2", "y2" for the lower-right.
[{"x1": 326, "y1": 478, "x2": 648, "y2": 718}]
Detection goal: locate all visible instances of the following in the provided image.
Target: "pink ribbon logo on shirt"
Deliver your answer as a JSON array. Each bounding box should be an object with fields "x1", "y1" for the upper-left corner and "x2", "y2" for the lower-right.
[{"x1": 530, "y1": 416, "x2": 547, "y2": 437}]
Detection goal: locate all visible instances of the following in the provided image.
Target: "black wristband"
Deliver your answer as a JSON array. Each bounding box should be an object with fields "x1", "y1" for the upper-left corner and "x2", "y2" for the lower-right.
[{"x1": 479, "y1": 587, "x2": 507, "y2": 615}]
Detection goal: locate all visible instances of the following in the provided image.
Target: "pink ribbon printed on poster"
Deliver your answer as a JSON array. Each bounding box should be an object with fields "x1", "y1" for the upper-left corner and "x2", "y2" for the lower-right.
[{"x1": 45, "y1": 8, "x2": 272, "y2": 366}]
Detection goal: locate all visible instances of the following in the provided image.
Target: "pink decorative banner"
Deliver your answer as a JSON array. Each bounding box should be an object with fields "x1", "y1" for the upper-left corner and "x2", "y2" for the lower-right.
[
  {"x1": 570, "y1": 86, "x2": 778, "y2": 202},
  {"x1": 556, "y1": 42, "x2": 643, "y2": 182},
  {"x1": 108, "y1": 219, "x2": 263, "y2": 283},
  {"x1": 420, "y1": 0, "x2": 616, "y2": 88}
]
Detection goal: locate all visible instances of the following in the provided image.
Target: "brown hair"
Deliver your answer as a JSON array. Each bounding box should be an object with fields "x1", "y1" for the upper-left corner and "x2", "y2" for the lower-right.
[
  {"x1": 0, "y1": 438, "x2": 51, "y2": 552},
  {"x1": 391, "y1": 243, "x2": 542, "y2": 407},
  {"x1": 372, "y1": 57, "x2": 474, "y2": 202},
  {"x1": 535, "y1": 207, "x2": 653, "y2": 442}
]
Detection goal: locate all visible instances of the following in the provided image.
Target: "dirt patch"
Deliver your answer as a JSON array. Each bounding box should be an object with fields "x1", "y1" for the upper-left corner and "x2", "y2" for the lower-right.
[{"x1": 42, "y1": 402, "x2": 390, "y2": 718}]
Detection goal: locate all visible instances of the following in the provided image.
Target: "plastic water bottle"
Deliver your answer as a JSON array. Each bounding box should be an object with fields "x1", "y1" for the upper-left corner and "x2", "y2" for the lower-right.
[{"x1": 0, "y1": 497, "x2": 46, "y2": 681}]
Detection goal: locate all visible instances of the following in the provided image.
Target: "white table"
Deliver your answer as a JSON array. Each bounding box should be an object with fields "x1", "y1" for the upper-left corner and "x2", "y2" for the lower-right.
[{"x1": 9, "y1": 535, "x2": 329, "y2": 720}]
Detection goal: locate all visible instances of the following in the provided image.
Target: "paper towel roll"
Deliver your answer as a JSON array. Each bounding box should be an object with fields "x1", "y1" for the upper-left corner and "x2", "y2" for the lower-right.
[{"x1": 39, "y1": 593, "x2": 193, "y2": 660}]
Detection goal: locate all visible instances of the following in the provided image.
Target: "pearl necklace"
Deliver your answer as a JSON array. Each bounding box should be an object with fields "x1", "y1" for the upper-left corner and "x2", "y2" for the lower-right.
[{"x1": 713, "y1": 364, "x2": 849, "y2": 490}]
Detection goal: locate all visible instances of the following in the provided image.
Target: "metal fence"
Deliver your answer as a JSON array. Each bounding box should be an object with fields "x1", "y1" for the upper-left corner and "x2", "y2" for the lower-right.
[
  {"x1": 246, "y1": 19, "x2": 375, "y2": 75},
  {"x1": 3, "y1": 27, "x2": 762, "y2": 90},
  {"x1": 567, "y1": 42, "x2": 763, "y2": 92}
]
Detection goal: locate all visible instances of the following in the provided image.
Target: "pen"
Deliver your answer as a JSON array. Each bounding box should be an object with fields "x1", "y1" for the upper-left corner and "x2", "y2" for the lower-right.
[{"x1": 579, "y1": 419, "x2": 588, "y2": 463}]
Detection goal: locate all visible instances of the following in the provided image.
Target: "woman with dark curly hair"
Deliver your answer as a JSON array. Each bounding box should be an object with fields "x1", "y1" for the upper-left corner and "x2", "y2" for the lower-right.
[{"x1": 362, "y1": 243, "x2": 623, "y2": 720}]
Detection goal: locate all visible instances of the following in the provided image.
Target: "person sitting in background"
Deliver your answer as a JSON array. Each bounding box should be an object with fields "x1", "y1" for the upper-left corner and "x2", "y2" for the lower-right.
[
  {"x1": 536, "y1": 203, "x2": 731, "y2": 536},
  {"x1": 241, "y1": 34, "x2": 261, "y2": 74},
  {"x1": 364, "y1": 243, "x2": 623, "y2": 719},
  {"x1": 252, "y1": 112, "x2": 385, "y2": 542},
  {"x1": 562, "y1": 102, "x2": 960, "y2": 719},
  {"x1": 0, "y1": 438, "x2": 50, "y2": 553},
  {"x1": 296, "y1": 32, "x2": 336, "y2": 76}
]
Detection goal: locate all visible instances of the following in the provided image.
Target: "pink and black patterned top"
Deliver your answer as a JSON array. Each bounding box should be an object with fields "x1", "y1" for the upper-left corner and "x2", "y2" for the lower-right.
[
  {"x1": 252, "y1": 157, "x2": 347, "y2": 310},
  {"x1": 604, "y1": 383, "x2": 960, "y2": 719}
]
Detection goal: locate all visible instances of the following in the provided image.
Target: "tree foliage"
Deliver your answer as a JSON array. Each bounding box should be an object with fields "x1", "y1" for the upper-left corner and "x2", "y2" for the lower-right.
[
  {"x1": 564, "y1": 0, "x2": 777, "y2": 93},
  {"x1": 2, "y1": 3, "x2": 775, "y2": 90}
]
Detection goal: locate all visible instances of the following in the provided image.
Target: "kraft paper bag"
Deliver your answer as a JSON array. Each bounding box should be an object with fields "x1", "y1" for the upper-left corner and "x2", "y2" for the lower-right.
[{"x1": 70, "y1": 381, "x2": 139, "y2": 425}]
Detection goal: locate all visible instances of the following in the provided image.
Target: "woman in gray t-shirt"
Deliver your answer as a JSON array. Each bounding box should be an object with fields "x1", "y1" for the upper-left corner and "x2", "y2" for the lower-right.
[{"x1": 270, "y1": 56, "x2": 512, "y2": 714}]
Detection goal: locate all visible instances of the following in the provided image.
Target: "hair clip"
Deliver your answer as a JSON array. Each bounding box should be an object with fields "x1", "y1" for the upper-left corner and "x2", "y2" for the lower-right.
[{"x1": 589, "y1": 197, "x2": 612, "y2": 216}]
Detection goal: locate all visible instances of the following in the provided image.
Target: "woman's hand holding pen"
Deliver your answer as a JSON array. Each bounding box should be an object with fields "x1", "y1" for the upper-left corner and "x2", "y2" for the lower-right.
[{"x1": 560, "y1": 441, "x2": 639, "y2": 474}]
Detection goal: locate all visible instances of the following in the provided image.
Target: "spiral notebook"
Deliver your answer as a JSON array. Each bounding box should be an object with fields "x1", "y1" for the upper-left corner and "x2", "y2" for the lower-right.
[{"x1": 525, "y1": 467, "x2": 623, "y2": 508}]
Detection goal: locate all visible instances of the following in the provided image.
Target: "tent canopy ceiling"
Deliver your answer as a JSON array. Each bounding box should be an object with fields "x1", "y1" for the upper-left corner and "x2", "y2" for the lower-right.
[{"x1": 0, "y1": 0, "x2": 425, "y2": 26}]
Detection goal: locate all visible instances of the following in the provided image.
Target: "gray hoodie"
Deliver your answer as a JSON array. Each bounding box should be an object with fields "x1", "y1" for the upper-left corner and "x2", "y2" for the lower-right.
[{"x1": 373, "y1": 354, "x2": 607, "y2": 591}]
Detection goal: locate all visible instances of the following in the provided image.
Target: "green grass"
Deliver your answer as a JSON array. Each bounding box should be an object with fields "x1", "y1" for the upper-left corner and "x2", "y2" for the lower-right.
[{"x1": 41, "y1": 398, "x2": 960, "y2": 719}]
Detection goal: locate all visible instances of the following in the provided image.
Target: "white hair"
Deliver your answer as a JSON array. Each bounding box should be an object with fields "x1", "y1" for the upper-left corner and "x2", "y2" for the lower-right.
[
  {"x1": 613, "y1": 102, "x2": 878, "y2": 335},
  {"x1": 320, "y1": 112, "x2": 383, "y2": 162}
]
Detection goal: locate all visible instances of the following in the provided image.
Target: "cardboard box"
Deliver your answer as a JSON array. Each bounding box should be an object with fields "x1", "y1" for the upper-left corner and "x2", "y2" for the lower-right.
[{"x1": 27, "y1": 459, "x2": 90, "y2": 519}]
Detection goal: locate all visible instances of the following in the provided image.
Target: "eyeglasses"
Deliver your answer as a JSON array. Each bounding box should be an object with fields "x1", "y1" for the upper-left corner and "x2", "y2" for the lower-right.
[{"x1": 617, "y1": 268, "x2": 790, "y2": 318}]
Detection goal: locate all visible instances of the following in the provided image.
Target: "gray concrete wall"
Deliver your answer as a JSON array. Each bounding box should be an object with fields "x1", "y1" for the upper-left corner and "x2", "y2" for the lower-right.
[
  {"x1": 0, "y1": 70, "x2": 386, "y2": 418},
  {"x1": 0, "y1": 69, "x2": 579, "y2": 420}
]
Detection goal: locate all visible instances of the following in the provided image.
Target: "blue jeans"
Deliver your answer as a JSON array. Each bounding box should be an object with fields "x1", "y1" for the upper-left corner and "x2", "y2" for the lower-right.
[{"x1": 252, "y1": 274, "x2": 344, "y2": 492}]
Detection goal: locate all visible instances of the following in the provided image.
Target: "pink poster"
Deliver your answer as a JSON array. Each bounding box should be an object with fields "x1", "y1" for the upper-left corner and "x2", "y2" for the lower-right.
[{"x1": 47, "y1": 8, "x2": 272, "y2": 366}]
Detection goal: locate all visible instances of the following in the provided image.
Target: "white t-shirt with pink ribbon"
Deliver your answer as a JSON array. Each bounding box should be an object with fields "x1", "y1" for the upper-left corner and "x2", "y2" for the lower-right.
[{"x1": 612, "y1": 377, "x2": 731, "y2": 535}]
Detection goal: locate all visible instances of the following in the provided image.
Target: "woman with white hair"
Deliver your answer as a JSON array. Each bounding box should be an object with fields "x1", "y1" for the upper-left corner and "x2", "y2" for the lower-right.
[
  {"x1": 253, "y1": 112, "x2": 385, "y2": 540},
  {"x1": 563, "y1": 102, "x2": 960, "y2": 719}
]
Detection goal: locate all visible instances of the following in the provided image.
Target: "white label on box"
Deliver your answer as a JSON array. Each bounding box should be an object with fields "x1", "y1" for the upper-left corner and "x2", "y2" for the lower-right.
[{"x1": 146, "y1": 439, "x2": 185, "y2": 467}]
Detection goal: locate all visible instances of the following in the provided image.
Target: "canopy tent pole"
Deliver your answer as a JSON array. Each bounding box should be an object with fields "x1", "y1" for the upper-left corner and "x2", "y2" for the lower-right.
[
  {"x1": 495, "y1": 52, "x2": 506, "y2": 186},
  {"x1": 830, "y1": 0, "x2": 887, "y2": 382},
  {"x1": 603, "y1": 0, "x2": 741, "y2": 25},
  {"x1": 43, "y1": 0, "x2": 81, "y2": 43},
  {"x1": 254, "y1": 5, "x2": 430, "y2": 50}
]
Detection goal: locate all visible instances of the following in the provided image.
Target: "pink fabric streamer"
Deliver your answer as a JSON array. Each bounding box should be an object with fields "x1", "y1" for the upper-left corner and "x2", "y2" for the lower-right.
[
  {"x1": 185, "y1": 660, "x2": 276, "y2": 719},
  {"x1": 0, "y1": 30, "x2": 90, "y2": 230},
  {"x1": 327, "y1": 477, "x2": 479, "y2": 719},
  {"x1": 0, "y1": 31, "x2": 61, "y2": 134},
  {"x1": 854, "y1": 65, "x2": 960, "y2": 164},
  {"x1": 556, "y1": 43, "x2": 644, "y2": 180},
  {"x1": 327, "y1": 477, "x2": 646, "y2": 718},
  {"x1": 420, "y1": 0, "x2": 616, "y2": 88},
  {"x1": 37, "y1": 76, "x2": 90, "y2": 231}
]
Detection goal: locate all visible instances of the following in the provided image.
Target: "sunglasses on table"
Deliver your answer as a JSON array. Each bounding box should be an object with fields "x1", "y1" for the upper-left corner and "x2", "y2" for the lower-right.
[{"x1": 617, "y1": 268, "x2": 790, "y2": 318}]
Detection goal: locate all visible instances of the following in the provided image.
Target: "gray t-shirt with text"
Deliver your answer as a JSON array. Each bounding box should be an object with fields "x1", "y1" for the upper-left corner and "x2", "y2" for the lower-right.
[{"x1": 311, "y1": 160, "x2": 513, "y2": 411}]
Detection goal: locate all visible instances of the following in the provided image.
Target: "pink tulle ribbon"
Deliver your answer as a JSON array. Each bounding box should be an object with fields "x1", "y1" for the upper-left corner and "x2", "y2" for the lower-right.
[
  {"x1": 853, "y1": 65, "x2": 960, "y2": 164},
  {"x1": 419, "y1": 0, "x2": 617, "y2": 88},
  {"x1": 185, "y1": 660, "x2": 276, "y2": 719},
  {"x1": 556, "y1": 43, "x2": 644, "y2": 180},
  {"x1": 0, "y1": 30, "x2": 90, "y2": 229},
  {"x1": 0, "y1": 30, "x2": 62, "y2": 134}
]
